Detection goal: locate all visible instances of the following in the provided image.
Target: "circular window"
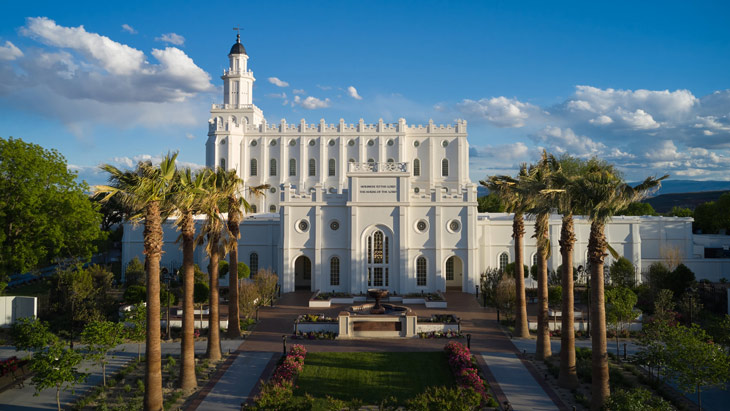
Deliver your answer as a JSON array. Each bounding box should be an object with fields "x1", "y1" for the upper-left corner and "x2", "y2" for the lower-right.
[
  {"x1": 414, "y1": 141, "x2": 420, "y2": 147},
  {"x1": 387, "y1": 139, "x2": 394, "y2": 146},
  {"x1": 270, "y1": 187, "x2": 276, "y2": 193},
  {"x1": 330, "y1": 220, "x2": 340, "y2": 231},
  {"x1": 309, "y1": 140, "x2": 315, "y2": 146},
  {"x1": 367, "y1": 139, "x2": 374, "y2": 146},
  {"x1": 290, "y1": 140, "x2": 297, "y2": 146},
  {"x1": 220, "y1": 139, "x2": 226, "y2": 145},
  {"x1": 297, "y1": 220, "x2": 309, "y2": 232},
  {"x1": 442, "y1": 140, "x2": 449, "y2": 147},
  {"x1": 448, "y1": 220, "x2": 461, "y2": 233},
  {"x1": 329, "y1": 140, "x2": 336, "y2": 146},
  {"x1": 329, "y1": 187, "x2": 336, "y2": 194},
  {"x1": 270, "y1": 140, "x2": 277, "y2": 146},
  {"x1": 414, "y1": 187, "x2": 420, "y2": 194},
  {"x1": 348, "y1": 139, "x2": 355, "y2": 146},
  {"x1": 415, "y1": 220, "x2": 428, "y2": 233},
  {"x1": 251, "y1": 140, "x2": 257, "y2": 146}
]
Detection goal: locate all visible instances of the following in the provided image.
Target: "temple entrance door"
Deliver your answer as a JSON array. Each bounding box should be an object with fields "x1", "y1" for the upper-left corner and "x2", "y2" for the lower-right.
[
  {"x1": 294, "y1": 256, "x2": 312, "y2": 290},
  {"x1": 445, "y1": 256, "x2": 463, "y2": 290},
  {"x1": 366, "y1": 229, "x2": 391, "y2": 290}
]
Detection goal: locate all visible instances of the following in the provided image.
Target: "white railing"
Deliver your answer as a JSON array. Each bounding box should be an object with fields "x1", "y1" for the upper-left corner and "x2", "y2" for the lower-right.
[
  {"x1": 211, "y1": 104, "x2": 256, "y2": 110},
  {"x1": 348, "y1": 162, "x2": 408, "y2": 173}
]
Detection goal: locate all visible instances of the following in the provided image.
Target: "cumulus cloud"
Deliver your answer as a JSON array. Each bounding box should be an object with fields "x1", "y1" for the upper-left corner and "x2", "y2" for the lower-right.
[
  {"x1": 347, "y1": 86, "x2": 362, "y2": 100},
  {"x1": 456, "y1": 96, "x2": 538, "y2": 127},
  {"x1": 533, "y1": 126, "x2": 610, "y2": 157},
  {"x1": 121, "y1": 24, "x2": 137, "y2": 34},
  {"x1": 589, "y1": 115, "x2": 613, "y2": 125},
  {"x1": 73, "y1": 154, "x2": 205, "y2": 186},
  {"x1": 293, "y1": 95, "x2": 330, "y2": 109},
  {"x1": 156, "y1": 32, "x2": 185, "y2": 46},
  {"x1": 0, "y1": 41, "x2": 23, "y2": 61},
  {"x1": 268, "y1": 77, "x2": 289, "y2": 87}
]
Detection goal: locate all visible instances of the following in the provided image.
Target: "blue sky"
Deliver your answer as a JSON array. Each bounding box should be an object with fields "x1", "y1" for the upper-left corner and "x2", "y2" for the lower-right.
[{"x1": 1, "y1": 1, "x2": 729, "y2": 185}]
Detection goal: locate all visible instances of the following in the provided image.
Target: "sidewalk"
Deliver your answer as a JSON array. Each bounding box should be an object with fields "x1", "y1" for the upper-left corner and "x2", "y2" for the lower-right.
[
  {"x1": 481, "y1": 352, "x2": 558, "y2": 411},
  {"x1": 194, "y1": 351, "x2": 275, "y2": 411}
]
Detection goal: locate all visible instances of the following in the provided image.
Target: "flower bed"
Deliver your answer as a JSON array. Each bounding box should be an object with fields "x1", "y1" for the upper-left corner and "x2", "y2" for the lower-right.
[
  {"x1": 403, "y1": 292, "x2": 448, "y2": 307},
  {"x1": 418, "y1": 330, "x2": 463, "y2": 339},
  {"x1": 271, "y1": 345, "x2": 307, "y2": 385},
  {"x1": 309, "y1": 291, "x2": 355, "y2": 307},
  {"x1": 291, "y1": 330, "x2": 337, "y2": 340},
  {"x1": 0, "y1": 356, "x2": 30, "y2": 393},
  {"x1": 443, "y1": 341, "x2": 490, "y2": 404}
]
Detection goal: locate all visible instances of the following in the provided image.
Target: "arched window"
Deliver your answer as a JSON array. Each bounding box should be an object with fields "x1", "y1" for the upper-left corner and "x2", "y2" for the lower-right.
[
  {"x1": 328, "y1": 158, "x2": 336, "y2": 176},
  {"x1": 441, "y1": 159, "x2": 449, "y2": 177},
  {"x1": 413, "y1": 158, "x2": 421, "y2": 177},
  {"x1": 446, "y1": 257, "x2": 454, "y2": 281},
  {"x1": 308, "y1": 158, "x2": 316, "y2": 176},
  {"x1": 532, "y1": 253, "x2": 539, "y2": 269},
  {"x1": 220, "y1": 158, "x2": 226, "y2": 170},
  {"x1": 367, "y1": 158, "x2": 375, "y2": 163},
  {"x1": 269, "y1": 205, "x2": 276, "y2": 213},
  {"x1": 498, "y1": 252, "x2": 509, "y2": 272},
  {"x1": 387, "y1": 158, "x2": 394, "y2": 163},
  {"x1": 250, "y1": 159, "x2": 257, "y2": 176},
  {"x1": 251, "y1": 205, "x2": 257, "y2": 213},
  {"x1": 367, "y1": 230, "x2": 389, "y2": 287},
  {"x1": 330, "y1": 256, "x2": 340, "y2": 286},
  {"x1": 416, "y1": 257, "x2": 427, "y2": 286},
  {"x1": 270, "y1": 159, "x2": 277, "y2": 176},
  {"x1": 289, "y1": 158, "x2": 296, "y2": 176},
  {"x1": 249, "y1": 252, "x2": 259, "y2": 277},
  {"x1": 349, "y1": 158, "x2": 355, "y2": 164}
]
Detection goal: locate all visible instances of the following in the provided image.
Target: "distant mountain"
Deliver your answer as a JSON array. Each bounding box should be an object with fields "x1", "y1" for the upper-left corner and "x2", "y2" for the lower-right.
[{"x1": 644, "y1": 190, "x2": 729, "y2": 213}]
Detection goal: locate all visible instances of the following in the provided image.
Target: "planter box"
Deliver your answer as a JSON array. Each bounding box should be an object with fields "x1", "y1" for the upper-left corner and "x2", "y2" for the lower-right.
[
  {"x1": 425, "y1": 301, "x2": 447, "y2": 308},
  {"x1": 330, "y1": 297, "x2": 355, "y2": 304},
  {"x1": 308, "y1": 300, "x2": 331, "y2": 308},
  {"x1": 295, "y1": 322, "x2": 339, "y2": 334},
  {"x1": 416, "y1": 323, "x2": 460, "y2": 333},
  {"x1": 403, "y1": 298, "x2": 426, "y2": 304},
  {"x1": 388, "y1": 296, "x2": 403, "y2": 302}
]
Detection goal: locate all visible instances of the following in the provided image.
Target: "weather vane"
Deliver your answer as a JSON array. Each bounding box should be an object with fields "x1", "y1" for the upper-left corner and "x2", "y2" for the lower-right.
[{"x1": 233, "y1": 26, "x2": 243, "y2": 41}]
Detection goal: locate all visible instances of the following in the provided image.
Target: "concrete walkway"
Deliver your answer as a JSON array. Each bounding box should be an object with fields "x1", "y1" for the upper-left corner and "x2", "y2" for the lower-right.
[
  {"x1": 195, "y1": 351, "x2": 274, "y2": 410},
  {"x1": 481, "y1": 352, "x2": 558, "y2": 411}
]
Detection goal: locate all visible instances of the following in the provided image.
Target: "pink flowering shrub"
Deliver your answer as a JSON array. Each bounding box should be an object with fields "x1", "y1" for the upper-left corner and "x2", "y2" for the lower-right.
[
  {"x1": 0, "y1": 356, "x2": 27, "y2": 377},
  {"x1": 271, "y1": 344, "x2": 307, "y2": 385},
  {"x1": 443, "y1": 341, "x2": 490, "y2": 402}
]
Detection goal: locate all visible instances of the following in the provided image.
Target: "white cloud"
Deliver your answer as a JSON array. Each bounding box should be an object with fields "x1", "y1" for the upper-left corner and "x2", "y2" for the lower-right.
[
  {"x1": 292, "y1": 89, "x2": 305, "y2": 95},
  {"x1": 156, "y1": 32, "x2": 185, "y2": 46},
  {"x1": 268, "y1": 77, "x2": 289, "y2": 87},
  {"x1": 293, "y1": 95, "x2": 330, "y2": 109},
  {"x1": 615, "y1": 108, "x2": 660, "y2": 129},
  {"x1": 316, "y1": 84, "x2": 332, "y2": 90},
  {"x1": 456, "y1": 96, "x2": 537, "y2": 127},
  {"x1": 572, "y1": 85, "x2": 698, "y2": 121},
  {"x1": 589, "y1": 115, "x2": 613, "y2": 125},
  {"x1": 0, "y1": 41, "x2": 23, "y2": 61},
  {"x1": 533, "y1": 126, "x2": 609, "y2": 157},
  {"x1": 185, "y1": 133, "x2": 195, "y2": 140},
  {"x1": 266, "y1": 92, "x2": 287, "y2": 99},
  {"x1": 347, "y1": 86, "x2": 362, "y2": 100},
  {"x1": 121, "y1": 24, "x2": 137, "y2": 34}
]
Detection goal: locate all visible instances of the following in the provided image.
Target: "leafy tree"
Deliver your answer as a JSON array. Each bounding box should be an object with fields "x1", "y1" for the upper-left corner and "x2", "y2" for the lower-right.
[
  {"x1": 646, "y1": 262, "x2": 671, "y2": 293},
  {"x1": 30, "y1": 341, "x2": 87, "y2": 411},
  {"x1": 605, "y1": 287, "x2": 638, "y2": 356},
  {"x1": 609, "y1": 257, "x2": 636, "y2": 288},
  {"x1": 477, "y1": 192, "x2": 504, "y2": 212},
  {"x1": 479, "y1": 268, "x2": 502, "y2": 307},
  {"x1": 124, "y1": 285, "x2": 147, "y2": 304},
  {"x1": 50, "y1": 263, "x2": 115, "y2": 331},
  {"x1": 678, "y1": 289, "x2": 702, "y2": 325},
  {"x1": 495, "y1": 274, "x2": 516, "y2": 323},
  {"x1": 604, "y1": 387, "x2": 673, "y2": 411},
  {"x1": 124, "y1": 257, "x2": 145, "y2": 285},
  {"x1": 0, "y1": 137, "x2": 103, "y2": 283},
  {"x1": 665, "y1": 206, "x2": 693, "y2": 218},
  {"x1": 80, "y1": 320, "x2": 125, "y2": 386},
  {"x1": 669, "y1": 264, "x2": 695, "y2": 298},
  {"x1": 619, "y1": 202, "x2": 658, "y2": 216},
  {"x1": 238, "y1": 262, "x2": 251, "y2": 279},
  {"x1": 504, "y1": 262, "x2": 529, "y2": 279},
  {"x1": 218, "y1": 260, "x2": 229, "y2": 278},
  {"x1": 693, "y1": 201, "x2": 718, "y2": 234},
  {"x1": 652, "y1": 289, "x2": 676, "y2": 326},
  {"x1": 124, "y1": 303, "x2": 146, "y2": 361},
  {"x1": 11, "y1": 317, "x2": 58, "y2": 358},
  {"x1": 194, "y1": 281, "x2": 210, "y2": 329},
  {"x1": 255, "y1": 269, "x2": 279, "y2": 306},
  {"x1": 662, "y1": 324, "x2": 730, "y2": 409},
  {"x1": 548, "y1": 285, "x2": 562, "y2": 330},
  {"x1": 239, "y1": 282, "x2": 260, "y2": 321}
]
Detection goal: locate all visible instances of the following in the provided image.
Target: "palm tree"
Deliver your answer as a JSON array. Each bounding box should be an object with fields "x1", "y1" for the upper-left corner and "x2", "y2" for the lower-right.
[
  {"x1": 523, "y1": 151, "x2": 560, "y2": 361},
  {"x1": 219, "y1": 169, "x2": 268, "y2": 338},
  {"x1": 96, "y1": 153, "x2": 178, "y2": 411},
  {"x1": 573, "y1": 161, "x2": 666, "y2": 409},
  {"x1": 172, "y1": 167, "x2": 209, "y2": 392},
  {"x1": 197, "y1": 168, "x2": 227, "y2": 361},
  {"x1": 481, "y1": 165, "x2": 531, "y2": 338}
]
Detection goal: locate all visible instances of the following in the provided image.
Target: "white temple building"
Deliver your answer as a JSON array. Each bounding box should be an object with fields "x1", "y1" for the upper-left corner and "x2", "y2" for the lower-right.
[{"x1": 121, "y1": 36, "x2": 730, "y2": 293}]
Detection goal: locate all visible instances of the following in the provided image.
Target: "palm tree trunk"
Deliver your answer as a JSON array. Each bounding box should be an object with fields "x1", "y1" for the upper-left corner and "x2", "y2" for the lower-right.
[
  {"x1": 558, "y1": 214, "x2": 578, "y2": 389},
  {"x1": 207, "y1": 233, "x2": 222, "y2": 361},
  {"x1": 589, "y1": 220, "x2": 610, "y2": 410},
  {"x1": 143, "y1": 201, "x2": 163, "y2": 411},
  {"x1": 179, "y1": 212, "x2": 197, "y2": 392},
  {"x1": 227, "y1": 211, "x2": 242, "y2": 338},
  {"x1": 513, "y1": 213, "x2": 529, "y2": 338},
  {"x1": 536, "y1": 213, "x2": 552, "y2": 360}
]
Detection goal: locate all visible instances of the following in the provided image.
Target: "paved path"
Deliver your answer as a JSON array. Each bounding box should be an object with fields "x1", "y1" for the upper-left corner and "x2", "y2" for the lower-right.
[
  {"x1": 195, "y1": 351, "x2": 274, "y2": 411},
  {"x1": 481, "y1": 352, "x2": 557, "y2": 411}
]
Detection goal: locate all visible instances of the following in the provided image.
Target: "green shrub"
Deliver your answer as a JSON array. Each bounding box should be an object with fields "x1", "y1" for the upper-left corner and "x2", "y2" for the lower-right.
[
  {"x1": 405, "y1": 386, "x2": 482, "y2": 411},
  {"x1": 124, "y1": 285, "x2": 146, "y2": 304},
  {"x1": 604, "y1": 387, "x2": 673, "y2": 411}
]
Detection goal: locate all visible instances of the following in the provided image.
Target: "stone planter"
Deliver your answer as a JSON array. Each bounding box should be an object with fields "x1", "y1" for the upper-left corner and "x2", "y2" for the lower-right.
[
  {"x1": 295, "y1": 322, "x2": 339, "y2": 334},
  {"x1": 425, "y1": 300, "x2": 447, "y2": 308}
]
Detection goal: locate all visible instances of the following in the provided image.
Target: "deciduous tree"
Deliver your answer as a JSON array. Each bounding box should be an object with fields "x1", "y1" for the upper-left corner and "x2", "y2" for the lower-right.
[{"x1": 80, "y1": 320, "x2": 126, "y2": 386}]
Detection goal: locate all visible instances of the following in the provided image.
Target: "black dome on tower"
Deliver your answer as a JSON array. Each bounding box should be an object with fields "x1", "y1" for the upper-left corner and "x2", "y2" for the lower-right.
[{"x1": 229, "y1": 34, "x2": 247, "y2": 55}]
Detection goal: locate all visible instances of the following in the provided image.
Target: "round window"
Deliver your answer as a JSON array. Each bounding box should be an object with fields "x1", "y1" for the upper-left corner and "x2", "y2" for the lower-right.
[
  {"x1": 330, "y1": 220, "x2": 340, "y2": 231},
  {"x1": 297, "y1": 220, "x2": 309, "y2": 232},
  {"x1": 367, "y1": 139, "x2": 374, "y2": 146},
  {"x1": 220, "y1": 139, "x2": 226, "y2": 145},
  {"x1": 416, "y1": 220, "x2": 428, "y2": 233},
  {"x1": 309, "y1": 140, "x2": 315, "y2": 146},
  {"x1": 449, "y1": 220, "x2": 461, "y2": 232},
  {"x1": 290, "y1": 140, "x2": 297, "y2": 146},
  {"x1": 251, "y1": 140, "x2": 257, "y2": 146},
  {"x1": 414, "y1": 187, "x2": 420, "y2": 194},
  {"x1": 348, "y1": 140, "x2": 355, "y2": 146},
  {"x1": 270, "y1": 140, "x2": 277, "y2": 146},
  {"x1": 442, "y1": 140, "x2": 449, "y2": 147},
  {"x1": 329, "y1": 187, "x2": 336, "y2": 194},
  {"x1": 387, "y1": 139, "x2": 394, "y2": 146},
  {"x1": 270, "y1": 187, "x2": 276, "y2": 193},
  {"x1": 414, "y1": 141, "x2": 420, "y2": 147},
  {"x1": 329, "y1": 140, "x2": 336, "y2": 146}
]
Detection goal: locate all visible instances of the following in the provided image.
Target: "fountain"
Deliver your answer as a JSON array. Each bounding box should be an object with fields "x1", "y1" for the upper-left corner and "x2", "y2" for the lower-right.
[
  {"x1": 337, "y1": 289, "x2": 415, "y2": 338},
  {"x1": 368, "y1": 288, "x2": 389, "y2": 314}
]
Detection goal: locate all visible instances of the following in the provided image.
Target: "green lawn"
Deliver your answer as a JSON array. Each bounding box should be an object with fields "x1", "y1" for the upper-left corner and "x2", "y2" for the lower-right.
[{"x1": 293, "y1": 351, "x2": 454, "y2": 404}]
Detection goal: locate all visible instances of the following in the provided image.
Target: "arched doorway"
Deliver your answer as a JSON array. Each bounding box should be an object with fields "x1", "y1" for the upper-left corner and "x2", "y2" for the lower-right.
[
  {"x1": 366, "y1": 229, "x2": 391, "y2": 290},
  {"x1": 445, "y1": 256, "x2": 463, "y2": 289},
  {"x1": 294, "y1": 256, "x2": 311, "y2": 290}
]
